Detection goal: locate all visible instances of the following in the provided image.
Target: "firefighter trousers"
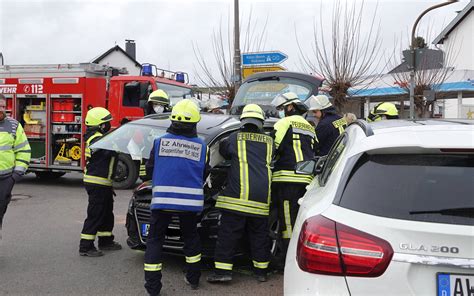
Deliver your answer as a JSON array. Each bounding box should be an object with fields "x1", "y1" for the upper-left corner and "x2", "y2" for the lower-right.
[
  {"x1": 272, "y1": 182, "x2": 307, "y2": 262},
  {"x1": 0, "y1": 177, "x2": 15, "y2": 228},
  {"x1": 144, "y1": 210, "x2": 201, "y2": 296},
  {"x1": 214, "y1": 210, "x2": 270, "y2": 276},
  {"x1": 79, "y1": 185, "x2": 115, "y2": 251}
]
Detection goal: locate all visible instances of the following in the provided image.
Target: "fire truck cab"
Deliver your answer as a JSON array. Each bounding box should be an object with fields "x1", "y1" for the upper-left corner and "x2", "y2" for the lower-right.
[{"x1": 0, "y1": 63, "x2": 194, "y2": 189}]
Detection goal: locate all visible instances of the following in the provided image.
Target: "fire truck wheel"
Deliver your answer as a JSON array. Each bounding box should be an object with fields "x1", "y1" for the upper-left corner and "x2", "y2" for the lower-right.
[
  {"x1": 113, "y1": 153, "x2": 138, "y2": 189},
  {"x1": 35, "y1": 171, "x2": 66, "y2": 179}
]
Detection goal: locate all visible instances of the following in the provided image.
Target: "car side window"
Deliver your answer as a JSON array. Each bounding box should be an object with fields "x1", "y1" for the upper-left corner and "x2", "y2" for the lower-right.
[
  {"x1": 319, "y1": 134, "x2": 347, "y2": 186},
  {"x1": 209, "y1": 132, "x2": 235, "y2": 167}
]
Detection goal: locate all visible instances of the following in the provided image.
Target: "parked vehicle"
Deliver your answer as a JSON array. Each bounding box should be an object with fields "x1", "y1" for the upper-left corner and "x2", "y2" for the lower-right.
[
  {"x1": 284, "y1": 119, "x2": 474, "y2": 295},
  {"x1": 90, "y1": 71, "x2": 324, "y2": 260},
  {"x1": 0, "y1": 63, "x2": 194, "y2": 188}
]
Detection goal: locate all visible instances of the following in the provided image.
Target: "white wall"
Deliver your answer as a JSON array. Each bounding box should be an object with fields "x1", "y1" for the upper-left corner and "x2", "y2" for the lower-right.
[
  {"x1": 443, "y1": 11, "x2": 474, "y2": 70},
  {"x1": 97, "y1": 50, "x2": 141, "y2": 76},
  {"x1": 442, "y1": 97, "x2": 474, "y2": 118}
]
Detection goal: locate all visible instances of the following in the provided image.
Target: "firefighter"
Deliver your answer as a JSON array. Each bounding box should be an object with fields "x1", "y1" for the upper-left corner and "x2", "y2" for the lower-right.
[
  {"x1": 207, "y1": 104, "x2": 273, "y2": 283},
  {"x1": 0, "y1": 95, "x2": 31, "y2": 240},
  {"x1": 145, "y1": 89, "x2": 170, "y2": 115},
  {"x1": 144, "y1": 99, "x2": 209, "y2": 295},
  {"x1": 305, "y1": 94, "x2": 347, "y2": 156},
  {"x1": 79, "y1": 107, "x2": 121, "y2": 257},
  {"x1": 270, "y1": 92, "x2": 317, "y2": 267},
  {"x1": 367, "y1": 102, "x2": 399, "y2": 122}
]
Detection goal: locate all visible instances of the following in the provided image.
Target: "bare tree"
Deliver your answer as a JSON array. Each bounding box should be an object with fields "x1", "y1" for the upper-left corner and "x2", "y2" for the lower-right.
[
  {"x1": 298, "y1": 0, "x2": 384, "y2": 112},
  {"x1": 388, "y1": 30, "x2": 458, "y2": 118},
  {"x1": 193, "y1": 11, "x2": 268, "y2": 104}
]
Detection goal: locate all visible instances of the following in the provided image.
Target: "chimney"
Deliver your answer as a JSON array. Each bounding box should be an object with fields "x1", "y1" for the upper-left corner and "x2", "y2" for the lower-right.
[{"x1": 125, "y1": 39, "x2": 136, "y2": 60}]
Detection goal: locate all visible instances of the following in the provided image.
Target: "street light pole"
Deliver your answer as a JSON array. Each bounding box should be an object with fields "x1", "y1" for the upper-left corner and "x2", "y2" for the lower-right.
[
  {"x1": 409, "y1": 0, "x2": 458, "y2": 119},
  {"x1": 233, "y1": 0, "x2": 242, "y2": 92}
]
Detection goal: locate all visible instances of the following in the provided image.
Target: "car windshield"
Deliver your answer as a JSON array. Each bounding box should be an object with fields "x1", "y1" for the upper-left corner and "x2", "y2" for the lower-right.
[
  {"x1": 338, "y1": 154, "x2": 474, "y2": 226},
  {"x1": 156, "y1": 82, "x2": 193, "y2": 106},
  {"x1": 231, "y1": 77, "x2": 313, "y2": 110},
  {"x1": 90, "y1": 122, "x2": 205, "y2": 160}
]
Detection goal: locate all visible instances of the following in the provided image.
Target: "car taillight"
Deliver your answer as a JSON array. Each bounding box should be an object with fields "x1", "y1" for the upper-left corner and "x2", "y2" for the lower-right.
[{"x1": 297, "y1": 215, "x2": 393, "y2": 277}]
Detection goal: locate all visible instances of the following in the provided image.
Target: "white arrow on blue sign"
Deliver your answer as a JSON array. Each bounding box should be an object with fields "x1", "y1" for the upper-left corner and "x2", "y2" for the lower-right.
[{"x1": 242, "y1": 51, "x2": 288, "y2": 66}]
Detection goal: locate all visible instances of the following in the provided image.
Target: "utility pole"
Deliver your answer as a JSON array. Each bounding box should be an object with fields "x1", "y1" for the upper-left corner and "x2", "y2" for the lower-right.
[
  {"x1": 408, "y1": 0, "x2": 457, "y2": 119},
  {"x1": 0, "y1": 53, "x2": 3, "y2": 66},
  {"x1": 233, "y1": 0, "x2": 242, "y2": 92}
]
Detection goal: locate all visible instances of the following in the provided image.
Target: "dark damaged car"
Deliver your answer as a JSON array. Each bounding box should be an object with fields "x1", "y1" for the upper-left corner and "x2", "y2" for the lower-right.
[{"x1": 91, "y1": 71, "x2": 323, "y2": 260}]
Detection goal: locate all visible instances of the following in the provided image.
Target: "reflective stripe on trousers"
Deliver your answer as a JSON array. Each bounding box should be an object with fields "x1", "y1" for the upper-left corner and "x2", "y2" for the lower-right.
[
  {"x1": 144, "y1": 263, "x2": 162, "y2": 272},
  {"x1": 215, "y1": 261, "x2": 233, "y2": 271},
  {"x1": 282, "y1": 200, "x2": 292, "y2": 239}
]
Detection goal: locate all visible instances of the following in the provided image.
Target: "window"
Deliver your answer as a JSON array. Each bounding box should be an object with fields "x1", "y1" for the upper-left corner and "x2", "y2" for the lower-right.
[
  {"x1": 231, "y1": 77, "x2": 313, "y2": 107},
  {"x1": 155, "y1": 82, "x2": 193, "y2": 106},
  {"x1": 339, "y1": 154, "x2": 474, "y2": 225},
  {"x1": 123, "y1": 81, "x2": 150, "y2": 107},
  {"x1": 319, "y1": 134, "x2": 347, "y2": 186}
]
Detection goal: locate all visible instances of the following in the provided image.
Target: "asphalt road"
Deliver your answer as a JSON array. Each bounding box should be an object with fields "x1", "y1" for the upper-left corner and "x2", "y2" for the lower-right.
[{"x1": 0, "y1": 174, "x2": 283, "y2": 296}]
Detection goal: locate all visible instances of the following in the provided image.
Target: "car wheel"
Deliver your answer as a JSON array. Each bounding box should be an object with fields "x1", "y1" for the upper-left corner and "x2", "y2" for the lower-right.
[
  {"x1": 35, "y1": 171, "x2": 66, "y2": 179},
  {"x1": 268, "y1": 207, "x2": 283, "y2": 263},
  {"x1": 113, "y1": 154, "x2": 139, "y2": 189}
]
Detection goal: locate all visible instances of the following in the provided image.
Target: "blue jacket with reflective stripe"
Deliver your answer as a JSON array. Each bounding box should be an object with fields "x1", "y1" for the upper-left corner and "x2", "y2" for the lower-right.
[{"x1": 150, "y1": 133, "x2": 207, "y2": 212}]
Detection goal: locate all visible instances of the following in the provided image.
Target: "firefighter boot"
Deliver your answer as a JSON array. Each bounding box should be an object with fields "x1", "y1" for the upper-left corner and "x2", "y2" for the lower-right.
[
  {"x1": 79, "y1": 246, "x2": 104, "y2": 257},
  {"x1": 99, "y1": 241, "x2": 122, "y2": 251},
  {"x1": 184, "y1": 276, "x2": 199, "y2": 290},
  {"x1": 254, "y1": 272, "x2": 268, "y2": 283},
  {"x1": 206, "y1": 272, "x2": 232, "y2": 283}
]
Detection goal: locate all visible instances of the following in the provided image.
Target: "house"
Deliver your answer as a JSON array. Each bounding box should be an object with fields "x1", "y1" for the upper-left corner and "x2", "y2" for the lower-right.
[
  {"x1": 348, "y1": 0, "x2": 474, "y2": 119},
  {"x1": 91, "y1": 40, "x2": 142, "y2": 76}
]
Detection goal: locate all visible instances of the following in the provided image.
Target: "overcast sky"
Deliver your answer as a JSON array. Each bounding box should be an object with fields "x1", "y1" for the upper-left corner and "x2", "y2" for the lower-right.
[{"x1": 0, "y1": 0, "x2": 470, "y2": 84}]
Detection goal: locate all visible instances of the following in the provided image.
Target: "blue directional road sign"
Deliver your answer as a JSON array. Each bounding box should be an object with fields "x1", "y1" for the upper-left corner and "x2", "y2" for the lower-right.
[{"x1": 242, "y1": 51, "x2": 288, "y2": 66}]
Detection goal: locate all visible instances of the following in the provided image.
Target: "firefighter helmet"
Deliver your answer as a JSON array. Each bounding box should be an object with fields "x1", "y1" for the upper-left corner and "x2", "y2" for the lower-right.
[
  {"x1": 240, "y1": 104, "x2": 265, "y2": 129},
  {"x1": 170, "y1": 99, "x2": 201, "y2": 123},
  {"x1": 85, "y1": 107, "x2": 112, "y2": 126},
  {"x1": 240, "y1": 104, "x2": 265, "y2": 121},
  {"x1": 271, "y1": 92, "x2": 301, "y2": 109},
  {"x1": 367, "y1": 102, "x2": 399, "y2": 122},
  {"x1": 305, "y1": 94, "x2": 332, "y2": 111},
  {"x1": 148, "y1": 89, "x2": 169, "y2": 106}
]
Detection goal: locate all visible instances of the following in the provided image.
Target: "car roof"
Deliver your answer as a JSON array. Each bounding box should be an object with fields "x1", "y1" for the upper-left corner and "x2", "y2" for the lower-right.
[
  {"x1": 242, "y1": 71, "x2": 323, "y2": 87},
  {"x1": 129, "y1": 113, "x2": 241, "y2": 136},
  {"x1": 346, "y1": 119, "x2": 474, "y2": 154}
]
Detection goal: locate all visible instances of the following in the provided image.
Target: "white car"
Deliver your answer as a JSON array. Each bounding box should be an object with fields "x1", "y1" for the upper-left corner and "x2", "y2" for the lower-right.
[{"x1": 284, "y1": 119, "x2": 474, "y2": 296}]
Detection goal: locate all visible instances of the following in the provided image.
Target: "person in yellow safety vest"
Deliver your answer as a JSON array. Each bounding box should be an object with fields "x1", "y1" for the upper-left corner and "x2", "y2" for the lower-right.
[
  {"x1": 207, "y1": 104, "x2": 274, "y2": 283},
  {"x1": 79, "y1": 107, "x2": 122, "y2": 257},
  {"x1": 305, "y1": 95, "x2": 347, "y2": 156},
  {"x1": 0, "y1": 94, "x2": 31, "y2": 240},
  {"x1": 367, "y1": 102, "x2": 399, "y2": 122},
  {"x1": 270, "y1": 92, "x2": 317, "y2": 269},
  {"x1": 145, "y1": 89, "x2": 170, "y2": 116}
]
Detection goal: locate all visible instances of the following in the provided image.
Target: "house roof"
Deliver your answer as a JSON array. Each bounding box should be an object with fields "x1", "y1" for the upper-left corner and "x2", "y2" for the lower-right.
[
  {"x1": 91, "y1": 45, "x2": 141, "y2": 68},
  {"x1": 433, "y1": 0, "x2": 473, "y2": 45},
  {"x1": 349, "y1": 69, "x2": 474, "y2": 100}
]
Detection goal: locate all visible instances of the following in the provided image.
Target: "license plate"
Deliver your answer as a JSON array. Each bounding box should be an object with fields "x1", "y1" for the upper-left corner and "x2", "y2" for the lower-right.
[
  {"x1": 437, "y1": 273, "x2": 474, "y2": 296},
  {"x1": 141, "y1": 223, "x2": 150, "y2": 237}
]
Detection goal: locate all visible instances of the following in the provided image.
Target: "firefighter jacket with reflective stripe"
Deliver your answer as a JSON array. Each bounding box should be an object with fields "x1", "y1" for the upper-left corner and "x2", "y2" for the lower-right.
[
  {"x1": 150, "y1": 133, "x2": 207, "y2": 212},
  {"x1": 272, "y1": 115, "x2": 316, "y2": 184},
  {"x1": 0, "y1": 117, "x2": 31, "y2": 178},
  {"x1": 315, "y1": 110, "x2": 347, "y2": 156},
  {"x1": 216, "y1": 130, "x2": 274, "y2": 217},
  {"x1": 83, "y1": 130, "x2": 117, "y2": 187}
]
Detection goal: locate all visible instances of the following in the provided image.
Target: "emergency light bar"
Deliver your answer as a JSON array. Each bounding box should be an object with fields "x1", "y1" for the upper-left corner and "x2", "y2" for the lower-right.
[{"x1": 140, "y1": 63, "x2": 189, "y2": 84}]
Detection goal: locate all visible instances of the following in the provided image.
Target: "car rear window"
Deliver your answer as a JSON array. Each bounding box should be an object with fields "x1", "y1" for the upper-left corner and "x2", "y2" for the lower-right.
[{"x1": 338, "y1": 154, "x2": 474, "y2": 226}]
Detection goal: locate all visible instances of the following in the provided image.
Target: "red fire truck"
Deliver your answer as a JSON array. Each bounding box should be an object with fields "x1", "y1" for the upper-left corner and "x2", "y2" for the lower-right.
[{"x1": 0, "y1": 63, "x2": 195, "y2": 188}]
